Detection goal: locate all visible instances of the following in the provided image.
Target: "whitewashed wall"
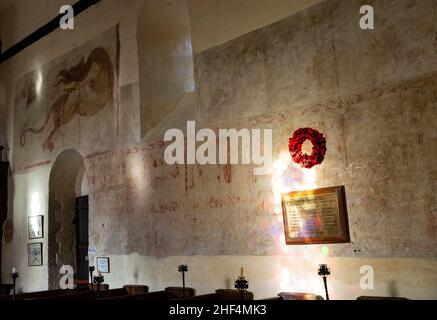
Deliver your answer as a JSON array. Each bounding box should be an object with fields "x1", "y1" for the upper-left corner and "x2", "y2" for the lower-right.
[{"x1": 1, "y1": 0, "x2": 436, "y2": 299}]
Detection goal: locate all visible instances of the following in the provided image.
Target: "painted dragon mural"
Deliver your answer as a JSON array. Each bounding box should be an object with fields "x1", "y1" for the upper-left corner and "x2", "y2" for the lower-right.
[
  {"x1": 13, "y1": 26, "x2": 119, "y2": 170},
  {"x1": 19, "y1": 47, "x2": 114, "y2": 152}
]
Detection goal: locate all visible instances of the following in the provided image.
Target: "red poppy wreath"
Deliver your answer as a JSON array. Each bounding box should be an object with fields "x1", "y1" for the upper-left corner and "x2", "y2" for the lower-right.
[{"x1": 288, "y1": 128, "x2": 327, "y2": 169}]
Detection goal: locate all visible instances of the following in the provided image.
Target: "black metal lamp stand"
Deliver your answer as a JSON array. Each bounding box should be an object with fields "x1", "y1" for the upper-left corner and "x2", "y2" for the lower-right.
[
  {"x1": 11, "y1": 272, "x2": 19, "y2": 301},
  {"x1": 318, "y1": 264, "x2": 330, "y2": 300},
  {"x1": 178, "y1": 264, "x2": 188, "y2": 300}
]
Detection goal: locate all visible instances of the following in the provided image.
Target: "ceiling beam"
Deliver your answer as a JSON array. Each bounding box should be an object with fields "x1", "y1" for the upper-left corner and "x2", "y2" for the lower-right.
[{"x1": 0, "y1": 0, "x2": 101, "y2": 64}]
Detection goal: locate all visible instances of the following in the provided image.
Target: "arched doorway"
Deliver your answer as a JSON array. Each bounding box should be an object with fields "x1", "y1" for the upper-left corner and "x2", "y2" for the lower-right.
[{"x1": 48, "y1": 149, "x2": 89, "y2": 289}]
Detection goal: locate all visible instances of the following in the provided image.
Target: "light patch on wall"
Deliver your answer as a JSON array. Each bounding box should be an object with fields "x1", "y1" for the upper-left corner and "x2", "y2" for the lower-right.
[
  {"x1": 320, "y1": 246, "x2": 330, "y2": 257},
  {"x1": 270, "y1": 151, "x2": 319, "y2": 256},
  {"x1": 279, "y1": 266, "x2": 324, "y2": 296},
  {"x1": 183, "y1": 39, "x2": 195, "y2": 92},
  {"x1": 127, "y1": 151, "x2": 146, "y2": 191},
  {"x1": 279, "y1": 267, "x2": 292, "y2": 291},
  {"x1": 30, "y1": 192, "x2": 41, "y2": 215},
  {"x1": 35, "y1": 71, "x2": 43, "y2": 97},
  {"x1": 271, "y1": 151, "x2": 317, "y2": 215}
]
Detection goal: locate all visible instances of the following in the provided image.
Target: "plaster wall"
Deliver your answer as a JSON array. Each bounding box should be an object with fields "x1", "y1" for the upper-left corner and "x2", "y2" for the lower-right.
[
  {"x1": 187, "y1": 0, "x2": 324, "y2": 52},
  {"x1": 3, "y1": 166, "x2": 51, "y2": 292},
  {"x1": 0, "y1": 82, "x2": 5, "y2": 152},
  {"x1": 137, "y1": 0, "x2": 195, "y2": 137},
  {"x1": 0, "y1": 0, "x2": 436, "y2": 299},
  {"x1": 0, "y1": 0, "x2": 143, "y2": 292},
  {"x1": 103, "y1": 254, "x2": 437, "y2": 300}
]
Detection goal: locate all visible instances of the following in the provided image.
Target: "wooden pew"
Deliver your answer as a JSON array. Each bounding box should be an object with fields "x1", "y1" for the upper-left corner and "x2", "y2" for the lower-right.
[
  {"x1": 190, "y1": 289, "x2": 254, "y2": 300},
  {"x1": 34, "y1": 288, "x2": 129, "y2": 300},
  {"x1": 357, "y1": 296, "x2": 409, "y2": 300},
  {"x1": 34, "y1": 285, "x2": 149, "y2": 300},
  {"x1": 0, "y1": 284, "x2": 12, "y2": 295},
  {"x1": 104, "y1": 287, "x2": 195, "y2": 300},
  {"x1": 88, "y1": 284, "x2": 109, "y2": 291},
  {"x1": 0, "y1": 284, "x2": 150, "y2": 301},
  {"x1": 0, "y1": 287, "x2": 89, "y2": 301},
  {"x1": 261, "y1": 292, "x2": 324, "y2": 300},
  {"x1": 123, "y1": 285, "x2": 149, "y2": 295}
]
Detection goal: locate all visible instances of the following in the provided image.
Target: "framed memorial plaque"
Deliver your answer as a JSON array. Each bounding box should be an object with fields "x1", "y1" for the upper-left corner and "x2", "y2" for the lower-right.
[
  {"x1": 96, "y1": 257, "x2": 110, "y2": 273},
  {"x1": 281, "y1": 186, "x2": 350, "y2": 245},
  {"x1": 28, "y1": 242, "x2": 43, "y2": 266}
]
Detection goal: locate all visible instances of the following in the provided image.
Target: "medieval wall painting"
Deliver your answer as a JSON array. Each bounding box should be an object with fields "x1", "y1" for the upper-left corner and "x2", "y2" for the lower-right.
[{"x1": 13, "y1": 26, "x2": 119, "y2": 170}]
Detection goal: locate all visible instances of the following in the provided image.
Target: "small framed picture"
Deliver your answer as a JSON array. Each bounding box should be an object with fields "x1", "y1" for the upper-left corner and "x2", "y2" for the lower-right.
[
  {"x1": 96, "y1": 257, "x2": 110, "y2": 273},
  {"x1": 28, "y1": 215, "x2": 44, "y2": 239},
  {"x1": 28, "y1": 242, "x2": 43, "y2": 266}
]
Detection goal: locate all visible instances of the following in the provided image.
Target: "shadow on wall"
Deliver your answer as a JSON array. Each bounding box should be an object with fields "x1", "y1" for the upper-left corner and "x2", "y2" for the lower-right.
[
  {"x1": 0, "y1": 77, "x2": 14, "y2": 285},
  {"x1": 388, "y1": 280, "x2": 399, "y2": 297},
  {"x1": 0, "y1": 81, "x2": 6, "y2": 154},
  {"x1": 137, "y1": 0, "x2": 195, "y2": 138}
]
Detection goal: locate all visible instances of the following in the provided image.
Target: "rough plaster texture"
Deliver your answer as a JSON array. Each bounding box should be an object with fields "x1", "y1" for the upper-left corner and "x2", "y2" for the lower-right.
[
  {"x1": 0, "y1": 0, "x2": 436, "y2": 299},
  {"x1": 187, "y1": 0, "x2": 324, "y2": 53}
]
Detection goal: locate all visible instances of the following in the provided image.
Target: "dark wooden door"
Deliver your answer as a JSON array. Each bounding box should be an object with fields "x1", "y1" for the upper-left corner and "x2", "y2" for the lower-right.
[{"x1": 75, "y1": 196, "x2": 89, "y2": 284}]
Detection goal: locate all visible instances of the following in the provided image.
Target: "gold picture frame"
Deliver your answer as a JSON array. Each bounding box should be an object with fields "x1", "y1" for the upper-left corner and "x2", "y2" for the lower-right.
[{"x1": 281, "y1": 186, "x2": 350, "y2": 245}]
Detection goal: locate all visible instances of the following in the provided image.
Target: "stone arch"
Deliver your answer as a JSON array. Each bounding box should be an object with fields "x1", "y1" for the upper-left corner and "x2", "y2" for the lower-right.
[
  {"x1": 48, "y1": 149, "x2": 88, "y2": 289},
  {"x1": 137, "y1": 0, "x2": 195, "y2": 137}
]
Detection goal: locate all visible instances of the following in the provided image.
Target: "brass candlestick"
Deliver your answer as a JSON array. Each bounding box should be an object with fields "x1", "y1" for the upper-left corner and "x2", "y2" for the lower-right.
[{"x1": 234, "y1": 267, "x2": 249, "y2": 301}]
